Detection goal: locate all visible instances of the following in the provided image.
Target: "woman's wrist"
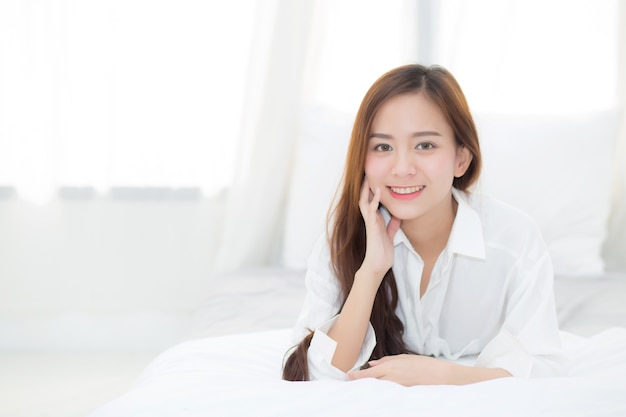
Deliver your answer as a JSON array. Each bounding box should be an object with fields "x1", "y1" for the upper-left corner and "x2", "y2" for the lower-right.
[
  {"x1": 354, "y1": 266, "x2": 388, "y2": 292},
  {"x1": 446, "y1": 362, "x2": 512, "y2": 385}
]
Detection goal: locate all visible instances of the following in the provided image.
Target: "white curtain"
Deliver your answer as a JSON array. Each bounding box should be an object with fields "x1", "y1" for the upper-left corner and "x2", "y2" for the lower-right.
[
  {"x1": 433, "y1": 0, "x2": 619, "y2": 113},
  {"x1": 1, "y1": 0, "x2": 623, "y2": 274},
  {"x1": 0, "y1": 0, "x2": 257, "y2": 202},
  {"x1": 212, "y1": 0, "x2": 420, "y2": 274},
  {"x1": 211, "y1": 0, "x2": 317, "y2": 274},
  {"x1": 605, "y1": 0, "x2": 626, "y2": 271}
]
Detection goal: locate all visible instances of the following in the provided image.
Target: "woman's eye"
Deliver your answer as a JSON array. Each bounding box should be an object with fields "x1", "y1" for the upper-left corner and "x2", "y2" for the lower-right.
[
  {"x1": 416, "y1": 142, "x2": 435, "y2": 150},
  {"x1": 374, "y1": 143, "x2": 393, "y2": 151}
]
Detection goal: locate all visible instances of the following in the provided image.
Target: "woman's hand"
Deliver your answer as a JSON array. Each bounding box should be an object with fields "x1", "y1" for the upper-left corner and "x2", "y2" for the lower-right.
[
  {"x1": 347, "y1": 354, "x2": 512, "y2": 386},
  {"x1": 347, "y1": 354, "x2": 452, "y2": 386},
  {"x1": 358, "y1": 179, "x2": 401, "y2": 282},
  {"x1": 326, "y1": 179, "x2": 403, "y2": 372}
]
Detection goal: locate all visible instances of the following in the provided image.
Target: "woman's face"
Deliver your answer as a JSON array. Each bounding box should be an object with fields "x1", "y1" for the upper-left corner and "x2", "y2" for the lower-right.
[{"x1": 364, "y1": 92, "x2": 471, "y2": 223}]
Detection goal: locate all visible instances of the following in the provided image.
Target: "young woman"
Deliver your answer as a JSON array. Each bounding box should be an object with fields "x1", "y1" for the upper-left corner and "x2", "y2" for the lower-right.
[{"x1": 282, "y1": 64, "x2": 566, "y2": 385}]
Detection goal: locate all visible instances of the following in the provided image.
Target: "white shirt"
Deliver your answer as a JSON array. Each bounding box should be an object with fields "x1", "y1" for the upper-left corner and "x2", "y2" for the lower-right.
[{"x1": 292, "y1": 189, "x2": 568, "y2": 381}]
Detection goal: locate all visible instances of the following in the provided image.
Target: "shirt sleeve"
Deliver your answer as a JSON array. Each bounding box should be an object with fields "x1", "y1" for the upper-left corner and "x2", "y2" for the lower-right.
[
  {"x1": 475, "y1": 247, "x2": 569, "y2": 378},
  {"x1": 307, "y1": 316, "x2": 376, "y2": 380},
  {"x1": 290, "y1": 235, "x2": 377, "y2": 380}
]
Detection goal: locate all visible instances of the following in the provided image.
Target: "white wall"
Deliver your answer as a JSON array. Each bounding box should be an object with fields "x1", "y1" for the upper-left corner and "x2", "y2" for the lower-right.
[{"x1": 0, "y1": 191, "x2": 226, "y2": 351}]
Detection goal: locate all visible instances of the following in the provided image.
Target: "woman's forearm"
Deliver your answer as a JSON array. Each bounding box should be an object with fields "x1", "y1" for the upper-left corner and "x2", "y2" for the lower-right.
[
  {"x1": 327, "y1": 268, "x2": 381, "y2": 372},
  {"x1": 446, "y1": 362, "x2": 512, "y2": 385},
  {"x1": 347, "y1": 354, "x2": 512, "y2": 385}
]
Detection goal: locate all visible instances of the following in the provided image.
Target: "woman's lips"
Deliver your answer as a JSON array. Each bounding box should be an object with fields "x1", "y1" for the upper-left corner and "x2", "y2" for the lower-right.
[{"x1": 388, "y1": 185, "x2": 425, "y2": 200}]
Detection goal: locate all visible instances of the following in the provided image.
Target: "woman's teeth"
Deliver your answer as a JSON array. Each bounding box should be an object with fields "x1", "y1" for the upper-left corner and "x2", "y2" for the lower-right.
[{"x1": 390, "y1": 186, "x2": 425, "y2": 194}]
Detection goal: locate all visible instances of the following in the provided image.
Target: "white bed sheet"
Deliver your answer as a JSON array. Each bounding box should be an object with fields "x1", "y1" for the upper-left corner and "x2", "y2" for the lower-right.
[
  {"x1": 184, "y1": 268, "x2": 626, "y2": 339},
  {"x1": 91, "y1": 327, "x2": 626, "y2": 417},
  {"x1": 90, "y1": 268, "x2": 626, "y2": 416}
]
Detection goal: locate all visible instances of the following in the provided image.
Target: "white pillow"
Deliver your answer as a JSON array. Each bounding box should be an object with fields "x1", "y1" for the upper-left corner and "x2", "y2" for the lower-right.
[{"x1": 475, "y1": 111, "x2": 620, "y2": 276}]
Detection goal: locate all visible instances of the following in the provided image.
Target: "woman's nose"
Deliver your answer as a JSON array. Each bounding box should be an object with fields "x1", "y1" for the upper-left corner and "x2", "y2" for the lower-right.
[{"x1": 391, "y1": 151, "x2": 416, "y2": 177}]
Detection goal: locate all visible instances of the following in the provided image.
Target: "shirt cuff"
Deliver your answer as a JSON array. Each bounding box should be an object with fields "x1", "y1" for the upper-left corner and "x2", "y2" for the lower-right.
[
  {"x1": 307, "y1": 315, "x2": 376, "y2": 380},
  {"x1": 474, "y1": 329, "x2": 533, "y2": 378}
]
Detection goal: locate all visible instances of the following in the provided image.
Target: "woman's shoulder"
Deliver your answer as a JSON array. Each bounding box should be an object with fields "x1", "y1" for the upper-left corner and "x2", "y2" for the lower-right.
[
  {"x1": 463, "y1": 191, "x2": 547, "y2": 257},
  {"x1": 304, "y1": 234, "x2": 342, "y2": 292},
  {"x1": 307, "y1": 233, "x2": 332, "y2": 269},
  {"x1": 465, "y1": 191, "x2": 535, "y2": 224}
]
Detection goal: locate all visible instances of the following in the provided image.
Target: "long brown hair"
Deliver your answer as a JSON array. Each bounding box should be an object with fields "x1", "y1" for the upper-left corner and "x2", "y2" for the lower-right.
[{"x1": 282, "y1": 64, "x2": 482, "y2": 381}]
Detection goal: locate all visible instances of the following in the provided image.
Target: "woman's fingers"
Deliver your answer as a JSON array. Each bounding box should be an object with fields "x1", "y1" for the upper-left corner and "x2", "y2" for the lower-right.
[
  {"x1": 347, "y1": 366, "x2": 383, "y2": 381},
  {"x1": 368, "y1": 187, "x2": 381, "y2": 219},
  {"x1": 358, "y1": 179, "x2": 370, "y2": 216},
  {"x1": 387, "y1": 215, "x2": 401, "y2": 241},
  {"x1": 357, "y1": 180, "x2": 396, "y2": 278},
  {"x1": 359, "y1": 180, "x2": 379, "y2": 222}
]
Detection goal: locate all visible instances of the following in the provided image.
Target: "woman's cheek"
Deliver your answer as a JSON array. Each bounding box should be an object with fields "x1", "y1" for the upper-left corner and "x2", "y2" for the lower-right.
[{"x1": 364, "y1": 157, "x2": 388, "y2": 185}]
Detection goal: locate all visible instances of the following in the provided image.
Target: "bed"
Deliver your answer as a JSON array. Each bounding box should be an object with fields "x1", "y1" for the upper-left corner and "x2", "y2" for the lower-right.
[
  {"x1": 88, "y1": 268, "x2": 626, "y2": 417},
  {"x1": 90, "y1": 109, "x2": 626, "y2": 416}
]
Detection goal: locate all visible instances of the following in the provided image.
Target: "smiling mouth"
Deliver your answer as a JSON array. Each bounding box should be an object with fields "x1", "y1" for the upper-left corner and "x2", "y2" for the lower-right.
[{"x1": 389, "y1": 186, "x2": 425, "y2": 195}]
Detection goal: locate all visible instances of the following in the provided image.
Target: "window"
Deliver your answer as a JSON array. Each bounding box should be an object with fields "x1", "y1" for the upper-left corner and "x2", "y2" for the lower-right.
[
  {"x1": 0, "y1": 1, "x2": 257, "y2": 202},
  {"x1": 1, "y1": 0, "x2": 619, "y2": 203}
]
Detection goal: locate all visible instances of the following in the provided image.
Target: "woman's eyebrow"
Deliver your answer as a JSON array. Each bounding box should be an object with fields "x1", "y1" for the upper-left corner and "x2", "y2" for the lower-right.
[
  {"x1": 369, "y1": 133, "x2": 393, "y2": 139},
  {"x1": 369, "y1": 131, "x2": 442, "y2": 139},
  {"x1": 413, "y1": 131, "x2": 442, "y2": 137}
]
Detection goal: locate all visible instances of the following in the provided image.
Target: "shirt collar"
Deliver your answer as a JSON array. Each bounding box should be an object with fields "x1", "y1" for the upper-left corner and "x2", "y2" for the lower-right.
[
  {"x1": 448, "y1": 188, "x2": 486, "y2": 259},
  {"x1": 381, "y1": 188, "x2": 486, "y2": 260}
]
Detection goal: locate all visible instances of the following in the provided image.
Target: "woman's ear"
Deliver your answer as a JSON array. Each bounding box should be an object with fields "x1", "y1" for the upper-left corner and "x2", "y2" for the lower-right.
[{"x1": 454, "y1": 146, "x2": 473, "y2": 178}]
